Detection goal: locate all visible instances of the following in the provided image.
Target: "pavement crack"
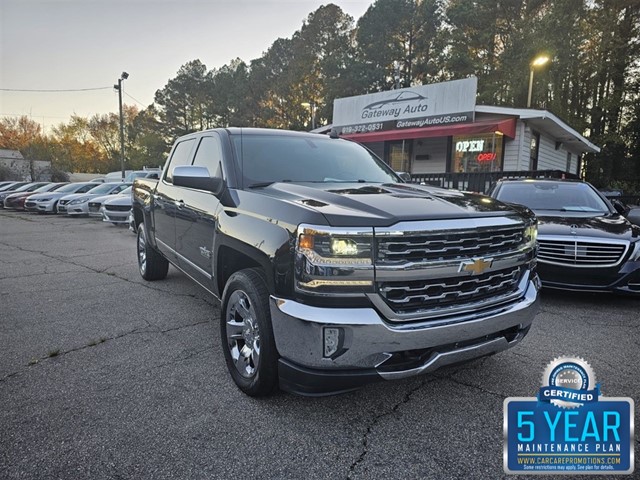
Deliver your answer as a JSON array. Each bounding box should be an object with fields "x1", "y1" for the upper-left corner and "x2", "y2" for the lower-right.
[
  {"x1": 0, "y1": 268, "x2": 82, "y2": 280},
  {"x1": 0, "y1": 320, "x2": 213, "y2": 384},
  {"x1": 148, "y1": 346, "x2": 213, "y2": 371},
  {"x1": 160, "y1": 320, "x2": 211, "y2": 334},
  {"x1": 0, "y1": 326, "x2": 153, "y2": 383},
  {"x1": 0, "y1": 239, "x2": 215, "y2": 307},
  {"x1": 347, "y1": 378, "x2": 434, "y2": 479},
  {"x1": 0, "y1": 370, "x2": 22, "y2": 383},
  {"x1": 440, "y1": 375, "x2": 504, "y2": 399}
]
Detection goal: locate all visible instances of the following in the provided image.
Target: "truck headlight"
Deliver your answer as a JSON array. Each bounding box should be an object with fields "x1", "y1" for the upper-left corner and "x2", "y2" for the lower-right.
[{"x1": 295, "y1": 224, "x2": 374, "y2": 295}]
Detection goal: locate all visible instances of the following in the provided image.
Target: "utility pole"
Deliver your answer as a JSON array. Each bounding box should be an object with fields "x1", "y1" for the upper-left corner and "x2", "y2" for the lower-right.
[{"x1": 114, "y1": 72, "x2": 129, "y2": 180}]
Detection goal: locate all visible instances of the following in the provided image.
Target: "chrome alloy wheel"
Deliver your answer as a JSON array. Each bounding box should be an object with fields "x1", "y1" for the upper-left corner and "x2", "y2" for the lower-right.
[
  {"x1": 226, "y1": 290, "x2": 261, "y2": 378},
  {"x1": 137, "y1": 227, "x2": 147, "y2": 276}
]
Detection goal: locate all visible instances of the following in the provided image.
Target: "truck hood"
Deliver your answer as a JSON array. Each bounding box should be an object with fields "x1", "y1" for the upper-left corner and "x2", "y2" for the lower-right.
[{"x1": 254, "y1": 182, "x2": 522, "y2": 227}]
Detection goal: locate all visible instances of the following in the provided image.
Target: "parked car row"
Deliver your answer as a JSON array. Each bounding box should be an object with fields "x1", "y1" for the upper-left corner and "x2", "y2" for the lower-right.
[{"x1": 1, "y1": 180, "x2": 134, "y2": 228}]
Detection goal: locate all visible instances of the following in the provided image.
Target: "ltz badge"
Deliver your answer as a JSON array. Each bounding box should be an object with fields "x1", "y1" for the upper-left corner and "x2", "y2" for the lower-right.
[{"x1": 503, "y1": 357, "x2": 634, "y2": 475}]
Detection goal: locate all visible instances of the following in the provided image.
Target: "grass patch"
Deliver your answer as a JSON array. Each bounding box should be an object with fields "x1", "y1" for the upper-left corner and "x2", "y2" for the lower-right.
[{"x1": 47, "y1": 349, "x2": 61, "y2": 357}]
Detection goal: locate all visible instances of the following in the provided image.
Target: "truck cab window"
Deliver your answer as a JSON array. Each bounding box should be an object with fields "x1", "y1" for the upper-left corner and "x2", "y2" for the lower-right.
[{"x1": 164, "y1": 138, "x2": 195, "y2": 183}]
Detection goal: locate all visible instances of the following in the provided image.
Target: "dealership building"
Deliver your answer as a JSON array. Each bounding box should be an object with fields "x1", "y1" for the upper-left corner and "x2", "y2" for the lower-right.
[{"x1": 323, "y1": 78, "x2": 599, "y2": 191}]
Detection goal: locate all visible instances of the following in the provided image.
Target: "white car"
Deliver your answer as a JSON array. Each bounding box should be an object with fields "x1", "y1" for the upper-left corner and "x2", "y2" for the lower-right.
[
  {"x1": 26, "y1": 182, "x2": 98, "y2": 214},
  {"x1": 100, "y1": 190, "x2": 132, "y2": 225},
  {"x1": 104, "y1": 170, "x2": 133, "y2": 182},
  {"x1": 88, "y1": 186, "x2": 132, "y2": 217},
  {"x1": 62, "y1": 182, "x2": 130, "y2": 216},
  {"x1": 123, "y1": 170, "x2": 161, "y2": 183}
]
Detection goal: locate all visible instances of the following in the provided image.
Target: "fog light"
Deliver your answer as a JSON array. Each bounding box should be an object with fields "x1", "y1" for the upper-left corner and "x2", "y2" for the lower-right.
[{"x1": 323, "y1": 327, "x2": 342, "y2": 358}]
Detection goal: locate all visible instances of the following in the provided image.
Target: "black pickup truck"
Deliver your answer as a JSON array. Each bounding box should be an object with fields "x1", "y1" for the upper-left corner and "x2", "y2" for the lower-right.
[{"x1": 132, "y1": 128, "x2": 540, "y2": 396}]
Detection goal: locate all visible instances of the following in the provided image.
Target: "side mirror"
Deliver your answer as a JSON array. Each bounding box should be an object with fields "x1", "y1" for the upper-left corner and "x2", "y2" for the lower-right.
[
  {"x1": 173, "y1": 166, "x2": 224, "y2": 196},
  {"x1": 612, "y1": 199, "x2": 630, "y2": 216},
  {"x1": 396, "y1": 171, "x2": 412, "y2": 183}
]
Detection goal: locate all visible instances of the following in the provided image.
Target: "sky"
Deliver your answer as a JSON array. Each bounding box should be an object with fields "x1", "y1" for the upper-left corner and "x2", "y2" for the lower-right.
[{"x1": 0, "y1": 0, "x2": 372, "y2": 132}]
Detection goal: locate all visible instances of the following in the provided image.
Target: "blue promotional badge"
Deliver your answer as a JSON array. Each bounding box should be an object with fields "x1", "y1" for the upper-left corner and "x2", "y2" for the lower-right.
[{"x1": 504, "y1": 357, "x2": 634, "y2": 474}]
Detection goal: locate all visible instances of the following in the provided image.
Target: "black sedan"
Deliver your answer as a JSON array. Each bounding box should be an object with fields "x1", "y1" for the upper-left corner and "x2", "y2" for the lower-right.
[{"x1": 489, "y1": 179, "x2": 640, "y2": 294}]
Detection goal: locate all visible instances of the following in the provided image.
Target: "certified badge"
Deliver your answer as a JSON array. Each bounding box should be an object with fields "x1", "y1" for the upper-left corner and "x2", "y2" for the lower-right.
[{"x1": 539, "y1": 357, "x2": 599, "y2": 408}]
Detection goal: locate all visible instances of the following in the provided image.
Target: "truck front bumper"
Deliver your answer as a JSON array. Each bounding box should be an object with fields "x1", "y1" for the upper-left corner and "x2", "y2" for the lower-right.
[{"x1": 270, "y1": 276, "x2": 540, "y2": 396}]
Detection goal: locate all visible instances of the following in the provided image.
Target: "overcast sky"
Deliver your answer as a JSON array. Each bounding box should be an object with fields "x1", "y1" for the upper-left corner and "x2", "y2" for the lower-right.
[{"x1": 0, "y1": 0, "x2": 371, "y2": 131}]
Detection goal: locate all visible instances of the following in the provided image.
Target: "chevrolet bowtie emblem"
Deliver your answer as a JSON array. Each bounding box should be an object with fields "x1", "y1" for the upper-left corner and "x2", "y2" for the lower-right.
[{"x1": 459, "y1": 257, "x2": 493, "y2": 275}]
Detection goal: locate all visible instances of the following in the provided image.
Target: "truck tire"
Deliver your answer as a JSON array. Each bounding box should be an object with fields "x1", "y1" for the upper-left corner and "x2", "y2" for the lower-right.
[
  {"x1": 137, "y1": 222, "x2": 169, "y2": 281},
  {"x1": 221, "y1": 268, "x2": 278, "y2": 396}
]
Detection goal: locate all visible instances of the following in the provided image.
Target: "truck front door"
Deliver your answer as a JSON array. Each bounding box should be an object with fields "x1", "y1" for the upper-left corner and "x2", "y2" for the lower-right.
[{"x1": 174, "y1": 134, "x2": 223, "y2": 288}]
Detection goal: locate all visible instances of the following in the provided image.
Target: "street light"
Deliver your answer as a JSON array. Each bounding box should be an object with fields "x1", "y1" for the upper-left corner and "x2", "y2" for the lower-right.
[
  {"x1": 527, "y1": 56, "x2": 549, "y2": 108},
  {"x1": 114, "y1": 72, "x2": 129, "y2": 180},
  {"x1": 301, "y1": 101, "x2": 316, "y2": 130}
]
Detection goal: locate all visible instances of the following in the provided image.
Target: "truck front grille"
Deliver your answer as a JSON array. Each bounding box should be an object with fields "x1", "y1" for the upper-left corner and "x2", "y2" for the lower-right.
[
  {"x1": 378, "y1": 266, "x2": 524, "y2": 314},
  {"x1": 538, "y1": 238, "x2": 628, "y2": 267},
  {"x1": 376, "y1": 225, "x2": 524, "y2": 265}
]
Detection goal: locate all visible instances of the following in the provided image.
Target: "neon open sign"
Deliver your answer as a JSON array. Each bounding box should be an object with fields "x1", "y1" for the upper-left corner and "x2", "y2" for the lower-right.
[{"x1": 477, "y1": 152, "x2": 497, "y2": 162}]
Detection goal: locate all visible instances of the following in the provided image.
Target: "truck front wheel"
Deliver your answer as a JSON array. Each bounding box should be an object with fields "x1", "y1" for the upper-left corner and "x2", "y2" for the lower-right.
[
  {"x1": 221, "y1": 268, "x2": 278, "y2": 396},
  {"x1": 137, "y1": 223, "x2": 169, "y2": 281}
]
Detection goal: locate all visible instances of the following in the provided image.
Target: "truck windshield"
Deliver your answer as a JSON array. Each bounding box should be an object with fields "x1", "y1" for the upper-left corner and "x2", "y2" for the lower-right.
[{"x1": 231, "y1": 134, "x2": 399, "y2": 187}]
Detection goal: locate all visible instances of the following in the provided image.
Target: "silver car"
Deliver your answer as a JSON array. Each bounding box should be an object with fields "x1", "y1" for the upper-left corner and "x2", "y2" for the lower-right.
[
  {"x1": 63, "y1": 182, "x2": 130, "y2": 216},
  {"x1": 88, "y1": 186, "x2": 132, "y2": 217},
  {"x1": 100, "y1": 190, "x2": 132, "y2": 225}
]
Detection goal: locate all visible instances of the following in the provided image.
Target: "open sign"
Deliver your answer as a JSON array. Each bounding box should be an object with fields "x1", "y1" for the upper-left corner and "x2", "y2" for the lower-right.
[{"x1": 477, "y1": 152, "x2": 497, "y2": 162}]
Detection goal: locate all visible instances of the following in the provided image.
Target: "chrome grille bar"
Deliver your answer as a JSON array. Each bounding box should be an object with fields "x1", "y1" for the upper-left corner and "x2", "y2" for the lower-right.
[{"x1": 537, "y1": 235, "x2": 629, "y2": 268}]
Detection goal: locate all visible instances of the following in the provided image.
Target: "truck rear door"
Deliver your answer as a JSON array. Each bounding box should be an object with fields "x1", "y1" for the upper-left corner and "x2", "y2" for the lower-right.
[{"x1": 153, "y1": 138, "x2": 196, "y2": 263}]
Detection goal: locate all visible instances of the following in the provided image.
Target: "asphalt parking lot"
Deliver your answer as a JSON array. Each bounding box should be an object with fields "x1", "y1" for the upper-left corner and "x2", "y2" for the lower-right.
[{"x1": 1, "y1": 210, "x2": 638, "y2": 479}]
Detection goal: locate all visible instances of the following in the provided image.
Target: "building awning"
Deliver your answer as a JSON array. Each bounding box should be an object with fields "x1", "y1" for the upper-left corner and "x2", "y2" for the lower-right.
[
  {"x1": 475, "y1": 106, "x2": 600, "y2": 153},
  {"x1": 340, "y1": 118, "x2": 517, "y2": 143}
]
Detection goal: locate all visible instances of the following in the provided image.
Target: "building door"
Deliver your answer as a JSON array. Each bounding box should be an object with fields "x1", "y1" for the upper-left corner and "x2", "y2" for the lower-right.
[
  {"x1": 386, "y1": 140, "x2": 412, "y2": 173},
  {"x1": 529, "y1": 131, "x2": 540, "y2": 170}
]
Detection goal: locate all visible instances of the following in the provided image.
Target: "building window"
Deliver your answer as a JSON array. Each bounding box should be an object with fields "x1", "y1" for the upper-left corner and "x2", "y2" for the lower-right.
[
  {"x1": 451, "y1": 133, "x2": 503, "y2": 173},
  {"x1": 386, "y1": 140, "x2": 411, "y2": 172},
  {"x1": 529, "y1": 130, "x2": 540, "y2": 170},
  {"x1": 566, "y1": 152, "x2": 572, "y2": 173}
]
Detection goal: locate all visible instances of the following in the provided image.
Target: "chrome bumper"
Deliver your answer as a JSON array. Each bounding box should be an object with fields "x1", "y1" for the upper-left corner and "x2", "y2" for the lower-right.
[{"x1": 270, "y1": 277, "x2": 540, "y2": 379}]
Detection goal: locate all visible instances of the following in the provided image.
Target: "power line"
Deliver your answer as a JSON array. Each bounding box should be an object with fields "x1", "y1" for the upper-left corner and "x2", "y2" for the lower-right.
[
  {"x1": 124, "y1": 92, "x2": 148, "y2": 108},
  {"x1": 0, "y1": 86, "x2": 112, "y2": 92}
]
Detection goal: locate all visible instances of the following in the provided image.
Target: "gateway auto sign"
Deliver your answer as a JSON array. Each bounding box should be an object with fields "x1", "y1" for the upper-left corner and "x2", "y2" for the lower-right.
[{"x1": 333, "y1": 77, "x2": 477, "y2": 135}]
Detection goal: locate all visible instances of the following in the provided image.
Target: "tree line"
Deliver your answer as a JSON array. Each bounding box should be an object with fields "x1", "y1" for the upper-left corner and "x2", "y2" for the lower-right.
[{"x1": 1, "y1": 0, "x2": 638, "y2": 191}]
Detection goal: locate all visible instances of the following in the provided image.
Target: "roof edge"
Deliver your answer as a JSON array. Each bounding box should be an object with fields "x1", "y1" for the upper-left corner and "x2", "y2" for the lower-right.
[{"x1": 475, "y1": 106, "x2": 600, "y2": 153}]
